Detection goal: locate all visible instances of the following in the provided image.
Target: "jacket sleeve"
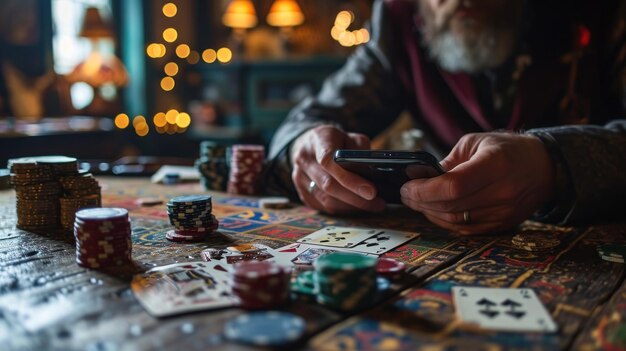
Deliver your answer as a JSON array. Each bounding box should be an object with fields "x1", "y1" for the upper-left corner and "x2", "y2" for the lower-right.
[
  {"x1": 264, "y1": 0, "x2": 409, "y2": 197},
  {"x1": 528, "y1": 120, "x2": 626, "y2": 224}
]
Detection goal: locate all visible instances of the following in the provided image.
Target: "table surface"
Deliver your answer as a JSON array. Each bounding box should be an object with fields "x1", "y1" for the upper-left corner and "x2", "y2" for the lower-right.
[{"x1": 1, "y1": 177, "x2": 625, "y2": 351}]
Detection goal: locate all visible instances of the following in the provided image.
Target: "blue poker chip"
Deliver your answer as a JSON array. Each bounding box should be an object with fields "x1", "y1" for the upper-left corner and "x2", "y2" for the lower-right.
[{"x1": 224, "y1": 311, "x2": 305, "y2": 346}]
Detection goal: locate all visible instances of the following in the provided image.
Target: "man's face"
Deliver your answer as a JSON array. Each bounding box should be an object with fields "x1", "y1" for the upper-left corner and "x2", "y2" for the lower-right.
[{"x1": 418, "y1": 0, "x2": 524, "y2": 73}]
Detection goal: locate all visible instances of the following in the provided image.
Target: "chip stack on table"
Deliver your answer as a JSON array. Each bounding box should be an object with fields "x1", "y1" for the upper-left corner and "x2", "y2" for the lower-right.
[
  {"x1": 376, "y1": 257, "x2": 407, "y2": 280},
  {"x1": 227, "y1": 144, "x2": 265, "y2": 195},
  {"x1": 165, "y1": 195, "x2": 219, "y2": 242},
  {"x1": 511, "y1": 231, "x2": 561, "y2": 252},
  {"x1": 195, "y1": 141, "x2": 229, "y2": 191},
  {"x1": 59, "y1": 171, "x2": 102, "y2": 231},
  {"x1": 314, "y1": 252, "x2": 379, "y2": 311},
  {"x1": 74, "y1": 207, "x2": 132, "y2": 269},
  {"x1": 230, "y1": 261, "x2": 291, "y2": 309},
  {"x1": 597, "y1": 244, "x2": 626, "y2": 263},
  {"x1": 8, "y1": 156, "x2": 80, "y2": 232}
]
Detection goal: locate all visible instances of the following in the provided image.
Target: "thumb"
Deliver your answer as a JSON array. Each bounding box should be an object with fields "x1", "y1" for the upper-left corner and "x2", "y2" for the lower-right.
[
  {"x1": 346, "y1": 133, "x2": 371, "y2": 150},
  {"x1": 439, "y1": 134, "x2": 482, "y2": 171}
]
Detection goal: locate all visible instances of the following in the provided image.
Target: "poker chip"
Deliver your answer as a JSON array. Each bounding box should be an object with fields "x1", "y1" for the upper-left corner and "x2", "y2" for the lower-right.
[
  {"x1": 231, "y1": 261, "x2": 291, "y2": 309},
  {"x1": 597, "y1": 244, "x2": 626, "y2": 263},
  {"x1": 224, "y1": 311, "x2": 305, "y2": 347},
  {"x1": 376, "y1": 257, "x2": 407, "y2": 279},
  {"x1": 313, "y1": 252, "x2": 379, "y2": 311},
  {"x1": 227, "y1": 144, "x2": 265, "y2": 196},
  {"x1": 196, "y1": 142, "x2": 230, "y2": 191},
  {"x1": 165, "y1": 194, "x2": 219, "y2": 243},
  {"x1": 259, "y1": 197, "x2": 291, "y2": 209},
  {"x1": 511, "y1": 231, "x2": 560, "y2": 252},
  {"x1": 74, "y1": 207, "x2": 132, "y2": 269},
  {"x1": 8, "y1": 155, "x2": 98, "y2": 233}
]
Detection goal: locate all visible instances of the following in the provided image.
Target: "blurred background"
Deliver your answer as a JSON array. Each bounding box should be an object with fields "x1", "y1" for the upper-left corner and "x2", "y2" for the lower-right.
[{"x1": 0, "y1": 0, "x2": 382, "y2": 173}]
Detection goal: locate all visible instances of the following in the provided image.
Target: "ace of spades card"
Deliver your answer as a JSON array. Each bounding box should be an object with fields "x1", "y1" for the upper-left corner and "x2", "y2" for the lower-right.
[
  {"x1": 297, "y1": 226, "x2": 380, "y2": 248},
  {"x1": 452, "y1": 287, "x2": 557, "y2": 332}
]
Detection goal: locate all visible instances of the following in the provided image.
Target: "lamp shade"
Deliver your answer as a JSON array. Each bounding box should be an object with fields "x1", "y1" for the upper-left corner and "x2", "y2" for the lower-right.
[
  {"x1": 222, "y1": 0, "x2": 258, "y2": 29},
  {"x1": 79, "y1": 7, "x2": 113, "y2": 39},
  {"x1": 267, "y1": 0, "x2": 305, "y2": 27}
]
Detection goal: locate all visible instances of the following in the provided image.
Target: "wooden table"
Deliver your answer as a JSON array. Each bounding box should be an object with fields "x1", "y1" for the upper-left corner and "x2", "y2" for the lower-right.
[{"x1": 1, "y1": 177, "x2": 625, "y2": 351}]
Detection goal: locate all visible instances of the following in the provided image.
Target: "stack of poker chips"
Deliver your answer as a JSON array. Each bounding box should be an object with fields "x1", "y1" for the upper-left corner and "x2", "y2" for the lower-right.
[
  {"x1": 165, "y1": 195, "x2": 219, "y2": 242},
  {"x1": 230, "y1": 261, "x2": 291, "y2": 309},
  {"x1": 8, "y1": 156, "x2": 79, "y2": 232},
  {"x1": 511, "y1": 231, "x2": 560, "y2": 252},
  {"x1": 597, "y1": 244, "x2": 626, "y2": 263},
  {"x1": 227, "y1": 144, "x2": 265, "y2": 195},
  {"x1": 195, "y1": 141, "x2": 229, "y2": 191},
  {"x1": 313, "y1": 252, "x2": 379, "y2": 311},
  {"x1": 74, "y1": 207, "x2": 132, "y2": 269},
  {"x1": 59, "y1": 172, "x2": 102, "y2": 231}
]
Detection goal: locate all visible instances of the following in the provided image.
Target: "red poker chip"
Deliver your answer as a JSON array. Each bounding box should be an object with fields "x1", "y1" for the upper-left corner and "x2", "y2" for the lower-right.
[
  {"x1": 165, "y1": 229, "x2": 206, "y2": 242},
  {"x1": 376, "y1": 258, "x2": 407, "y2": 277}
]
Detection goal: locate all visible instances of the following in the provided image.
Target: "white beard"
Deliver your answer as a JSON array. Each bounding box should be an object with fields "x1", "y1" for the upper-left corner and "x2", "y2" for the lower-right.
[{"x1": 426, "y1": 25, "x2": 515, "y2": 73}]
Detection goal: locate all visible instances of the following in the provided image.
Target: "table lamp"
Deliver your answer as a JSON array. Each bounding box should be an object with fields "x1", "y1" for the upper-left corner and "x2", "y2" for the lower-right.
[
  {"x1": 266, "y1": 0, "x2": 304, "y2": 55},
  {"x1": 222, "y1": 0, "x2": 258, "y2": 54},
  {"x1": 66, "y1": 7, "x2": 128, "y2": 115}
]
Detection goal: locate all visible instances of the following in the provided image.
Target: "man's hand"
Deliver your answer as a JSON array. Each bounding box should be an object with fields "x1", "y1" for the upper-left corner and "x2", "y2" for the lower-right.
[
  {"x1": 290, "y1": 125, "x2": 386, "y2": 214},
  {"x1": 400, "y1": 132, "x2": 556, "y2": 235}
]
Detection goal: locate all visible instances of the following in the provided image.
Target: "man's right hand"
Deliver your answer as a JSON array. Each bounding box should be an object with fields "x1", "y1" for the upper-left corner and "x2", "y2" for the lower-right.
[{"x1": 289, "y1": 125, "x2": 386, "y2": 214}]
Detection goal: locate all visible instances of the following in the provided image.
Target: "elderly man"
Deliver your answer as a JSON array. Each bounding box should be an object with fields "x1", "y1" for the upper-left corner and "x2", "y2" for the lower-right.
[{"x1": 266, "y1": 0, "x2": 626, "y2": 234}]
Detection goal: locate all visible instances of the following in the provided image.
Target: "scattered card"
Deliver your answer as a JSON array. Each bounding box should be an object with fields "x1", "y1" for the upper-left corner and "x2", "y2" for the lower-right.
[
  {"x1": 452, "y1": 287, "x2": 557, "y2": 332},
  {"x1": 349, "y1": 229, "x2": 419, "y2": 255},
  {"x1": 297, "y1": 226, "x2": 381, "y2": 248},
  {"x1": 131, "y1": 261, "x2": 238, "y2": 317}
]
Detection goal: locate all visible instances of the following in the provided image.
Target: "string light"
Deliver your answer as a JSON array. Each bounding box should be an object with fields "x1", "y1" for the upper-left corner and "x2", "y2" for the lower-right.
[
  {"x1": 216, "y1": 48, "x2": 232, "y2": 63},
  {"x1": 202, "y1": 49, "x2": 217, "y2": 63},
  {"x1": 165, "y1": 109, "x2": 179, "y2": 124},
  {"x1": 160, "y1": 77, "x2": 175, "y2": 91},
  {"x1": 153, "y1": 112, "x2": 167, "y2": 127},
  {"x1": 146, "y1": 43, "x2": 166, "y2": 58},
  {"x1": 114, "y1": 113, "x2": 129, "y2": 129},
  {"x1": 162, "y1": 3, "x2": 177, "y2": 17},
  {"x1": 176, "y1": 44, "x2": 190, "y2": 58},
  {"x1": 164, "y1": 62, "x2": 179, "y2": 76},
  {"x1": 176, "y1": 112, "x2": 191, "y2": 128},
  {"x1": 163, "y1": 28, "x2": 178, "y2": 43},
  {"x1": 331, "y1": 10, "x2": 369, "y2": 47}
]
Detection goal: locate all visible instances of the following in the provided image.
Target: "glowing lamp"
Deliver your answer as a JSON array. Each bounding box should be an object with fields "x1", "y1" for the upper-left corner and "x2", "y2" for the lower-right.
[
  {"x1": 222, "y1": 0, "x2": 258, "y2": 29},
  {"x1": 267, "y1": 0, "x2": 305, "y2": 28}
]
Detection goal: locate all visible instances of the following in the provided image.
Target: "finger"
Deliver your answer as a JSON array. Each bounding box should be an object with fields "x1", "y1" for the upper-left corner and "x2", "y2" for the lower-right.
[
  {"x1": 314, "y1": 136, "x2": 378, "y2": 200},
  {"x1": 292, "y1": 165, "x2": 325, "y2": 211},
  {"x1": 439, "y1": 134, "x2": 480, "y2": 171},
  {"x1": 400, "y1": 150, "x2": 505, "y2": 203},
  {"x1": 346, "y1": 133, "x2": 371, "y2": 150},
  {"x1": 304, "y1": 159, "x2": 386, "y2": 213},
  {"x1": 401, "y1": 180, "x2": 517, "y2": 213}
]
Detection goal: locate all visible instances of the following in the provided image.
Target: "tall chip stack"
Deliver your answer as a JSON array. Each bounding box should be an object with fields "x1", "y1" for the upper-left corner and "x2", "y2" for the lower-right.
[
  {"x1": 195, "y1": 141, "x2": 229, "y2": 191},
  {"x1": 227, "y1": 144, "x2": 265, "y2": 195},
  {"x1": 8, "y1": 156, "x2": 102, "y2": 233},
  {"x1": 165, "y1": 195, "x2": 219, "y2": 242},
  {"x1": 74, "y1": 208, "x2": 132, "y2": 269},
  {"x1": 59, "y1": 172, "x2": 102, "y2": 231},
  {"x1": 313, "y1": 252, "x2": 379, "y2": 311},
  {"x1": 9, "y1": 156, "x2": 78, "y2": 232}
]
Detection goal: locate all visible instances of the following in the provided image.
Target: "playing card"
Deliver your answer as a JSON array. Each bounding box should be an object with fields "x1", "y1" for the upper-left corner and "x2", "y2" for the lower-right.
[
  {"x1": 349, "y1": 229, "x2": 419, "y2": 255},
  {"x1": 131, "y1": 261, "x2": 239, "y2": 317},
  {"x1": 452, "y1": 287, "x2": 557, "y2": 332},
  {"x1": 272, "y1": 243, "x2": 377, "y2": 267},
  {"x1": 297, "y1": 226, "x2": 380, "y2": 248},
  {"x1": 200, "y1": 244, "x2": 277, "y2": 273}
]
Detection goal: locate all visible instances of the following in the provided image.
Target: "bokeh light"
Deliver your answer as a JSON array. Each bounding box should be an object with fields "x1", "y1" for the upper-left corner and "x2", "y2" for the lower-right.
[
  {"x1": 216, "y1": 48, "x2": 232, "y2": 63},
  {"x1": 132, "y1": 115, "x2": 146, "y2": 127},
  {"x1": 162, "y1": 3, "x2": 177, "y2": 17},
  {"x1": 164, "y1": 62, "x2": 179, "y2": 76},
  {"x1": 202, "y1": 49, "x2": 217, "y2": 63},
  {"x1": 163, "y1": 28, "x2": 178, "y2": 43},
  {"x1": 160, "y1": 77, "x2": 175, "y2": 91},
  {"x1": 114, "y1": 113, "x2": 129, "y2": 129},
  {"x1": 175, "y1": 44, "x2": 190, "y2": 58},
  {"x1": 335, "y1": 11, "x2": 353, "y2": 29},
  {"x1": 165, "y1": 109, "x2": 179, "y2": 124},
  {"x1": 146, "y1": 43, "x2": 166, "y2": 58},
  {"x1": 176, "y1": 112, "x2": 191, "y2": 128},
  {"x1": 187, "y1": 51, "x2": 200, "y2": 64},
  {"x1": 153, "y1": 112, "x2": 167, "y2": 127}
]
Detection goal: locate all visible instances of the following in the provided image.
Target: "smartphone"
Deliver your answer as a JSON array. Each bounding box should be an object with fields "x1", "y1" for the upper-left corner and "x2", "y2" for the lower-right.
[{"x1": 334, "y1": 149, "x2": 445, "y2": 203}]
